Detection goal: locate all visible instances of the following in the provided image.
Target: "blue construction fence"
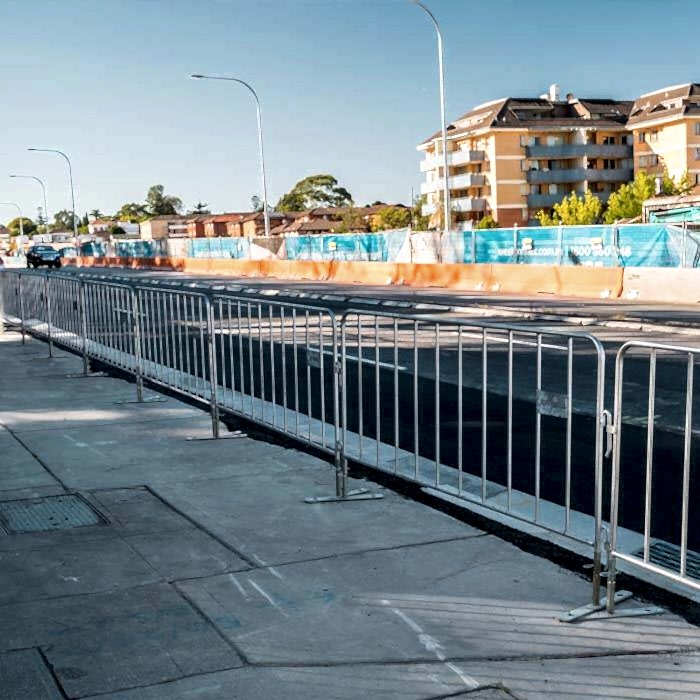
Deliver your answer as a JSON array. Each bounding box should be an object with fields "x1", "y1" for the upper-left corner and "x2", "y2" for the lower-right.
[
  {"x1": 442, "y1": 224, "x2": 700, "y2": 268},
  {"x1": 77, "y1": 224, "x2": 700, "y2": 268}
]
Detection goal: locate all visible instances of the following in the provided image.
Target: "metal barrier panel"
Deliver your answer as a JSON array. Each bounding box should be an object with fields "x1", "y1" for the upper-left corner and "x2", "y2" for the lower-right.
[
  {"x1": 341, "y1": 310, "x2": 608, "y2": 600},
  {"x1": 607, "y1": 341, "x2": 700, "y2": 609},
  {"x1": 48, "y1": 274, "x2": 83, "y2": 352},
  {"x1": 0, "y1": 271, "x2": 22, "y2": 322},
  {"x1": 210, "y1": 294, "x2": 339, "y2": 454},
  {"x1": 134, "y1": 285, "x2": 211, "y2": 401},
  {"x1": 83, "y1": 279, "x2": 136, "y2": 373}
]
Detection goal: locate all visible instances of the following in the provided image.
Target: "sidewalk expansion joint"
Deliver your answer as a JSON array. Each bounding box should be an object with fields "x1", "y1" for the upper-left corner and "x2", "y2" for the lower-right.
[
  {"x1": 169, "y1": 532, "x2": 491, "y2": 586},
  {"x1": 1, "y1": 422, "x2": 68, "y2": 491},
  {"x1": 171, "y1": 582, "x2": 251, "y2": 666},
  {"x1": 145, "y1": 485, "x2": 260, "y2": 568},
  {"x1": 37, "y1": 647, "x2": 70, "y2": 700}
]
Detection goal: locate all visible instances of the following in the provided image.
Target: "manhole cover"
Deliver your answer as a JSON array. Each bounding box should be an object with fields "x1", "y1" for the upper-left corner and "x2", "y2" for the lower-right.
[
  {"x1": 0, "y1": 495, "x2": 105, "y2": 534},
  {"x1": 632, "y1": 540, "x2": 700, "y2": 581}
]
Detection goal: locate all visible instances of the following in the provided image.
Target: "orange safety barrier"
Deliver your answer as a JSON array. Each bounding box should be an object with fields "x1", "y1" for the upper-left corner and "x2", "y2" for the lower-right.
[
  {"x1": 621, "y1": 268, "x2": 700, "y2": 303},
  {"x1": 72, "y1": 256, "x2": 625, "y2": 300},
  {"x1": 328, "y1": 261, "x2": 397, "y2": 285},
  {"x1": 284, "y1": 260, "x2": 333, "y2": 281},
  {"x1": 488, "y1": 264, "x2": 623, "y2": 298},
  {"x1": 398, "y1": 262, "x2": 492, "y2": 291}
]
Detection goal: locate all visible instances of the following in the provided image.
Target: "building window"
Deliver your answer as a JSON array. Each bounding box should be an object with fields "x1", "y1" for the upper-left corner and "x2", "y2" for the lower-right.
[
  {"x1": 546, "y1": 135, "x2": 564, "y2": 146},
  {"x1": 602, "y1": 136, "x2": 616, "y2": 145},
  {"x1": 639, "y1": 155, "x2": 659, "y2": 167},
  {"x1": 520, "y1": 135, "x2": 535, "y2": 147},
  {"x1": 694, "y1": 173, "x2": 700, "y2": 186},
  {"x1": 602, "y1": 159, "x2": 616, "y2": 170},
  {"x1": 530, "y1": 185, "x2": 541, "y2": 195},
  {"x1": 620, "y1": 135, "x2": 631, "y2": 145},
  {"x1": 695, "y1": 148, "x2": 700, "y2": 161},
  {"x1": 638, "y1": 132, "x2": 645, "y2": 143},
  {"x1": 650, "y1": 131, "x2": 659, "y2": 143},
  {"x1": 548, "y1": 184, "x2": 558, "y2": 195},
  {"x1": 521, "y1": 159, "x2": 529, "y2": 172},
  {"x1": 695, "y1": 123, "x2": 700, "y2": 136}
]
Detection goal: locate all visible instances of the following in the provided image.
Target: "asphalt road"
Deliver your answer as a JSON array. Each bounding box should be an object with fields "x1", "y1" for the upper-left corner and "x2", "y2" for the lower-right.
[{"x1": 38, "y1": 266, "x2": 700, "y2": 554}]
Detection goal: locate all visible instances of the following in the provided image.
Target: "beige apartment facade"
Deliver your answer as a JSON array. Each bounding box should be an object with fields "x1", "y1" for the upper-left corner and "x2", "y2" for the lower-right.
[
  {"x1": 418, "y1": 86, "x2": 634, "y2": 228},
  {"x1": 627, "y1": 83, "x2": 700, "y2": 194}
]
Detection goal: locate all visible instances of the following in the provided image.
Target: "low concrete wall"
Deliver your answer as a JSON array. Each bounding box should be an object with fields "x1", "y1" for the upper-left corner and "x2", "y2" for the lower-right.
[
  {"x1": 621, "y1": 268, "x2": 700, "y2": 303},
  {"x1": 67, "y1": 255, "x2": 654, "y2": 301}
]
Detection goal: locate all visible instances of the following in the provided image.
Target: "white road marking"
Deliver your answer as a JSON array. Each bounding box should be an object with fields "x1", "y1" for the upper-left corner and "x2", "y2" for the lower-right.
[
  {"x1": 248, "y1": 580, "x2": 289, "y2": 618},
  {"x1": 228, "y1": 573, "x2": 248, "y2": 599},
  {"x1": 384, "y1": 600, "x2": 479, "y2": 690}
]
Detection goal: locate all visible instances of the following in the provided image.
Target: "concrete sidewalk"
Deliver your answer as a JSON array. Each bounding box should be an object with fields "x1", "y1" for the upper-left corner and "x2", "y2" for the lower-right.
[{"x1": 0, "y1": 330, "x2": 698, "y2": 699}]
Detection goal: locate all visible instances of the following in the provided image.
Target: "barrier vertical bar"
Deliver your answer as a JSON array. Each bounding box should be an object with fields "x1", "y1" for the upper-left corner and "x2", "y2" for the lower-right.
[
  {"x1": 680, "y1": 355, "x2": 694, "y2": 577},
  {"x1": 207, "y1": 298, "x2": 221, "y2": 438},
  {"x1": 44, "y1": 275, "x2": 54, "y2": 357},
  {"x1": 19, "y1": 274, "x2": 26, "y2": 345}
]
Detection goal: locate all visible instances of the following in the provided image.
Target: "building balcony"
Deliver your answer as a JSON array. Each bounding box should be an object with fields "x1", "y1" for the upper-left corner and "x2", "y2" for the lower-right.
[
  {"x1": 527, "y1": 193, "x2": 564, "y2": 208},
  {"x1": 419, "y1": 150, "x2": 486, "y2": 172},
  {"x1": 526, "y1": 167, "x2": 632, "y2": 184},
  {"x1": 420, "y1": 173, "x2": 486, "y2": 194},
  {"x1": 585, "y1": 168, "x2": 633, "y2": 183},
  {"x1": 452, "y1": 197, "x2": 486, "y2": 213},
  {"x1": 525, "y1": 144, "x2": 632, "y2": 159},
  {"x1": 421, "y1": 203, "x2": 438, "y2": 216}
]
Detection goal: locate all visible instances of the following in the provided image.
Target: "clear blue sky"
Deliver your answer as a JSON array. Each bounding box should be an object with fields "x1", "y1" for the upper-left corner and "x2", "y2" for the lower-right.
[{"x1": 1, "y1": 0, "x2": 698, "y2": 224}]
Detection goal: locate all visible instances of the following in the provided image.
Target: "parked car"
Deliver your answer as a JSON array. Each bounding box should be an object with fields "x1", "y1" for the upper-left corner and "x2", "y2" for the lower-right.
[{"x1": 26, "y1": 245, "x2": 62, "y2": 269}]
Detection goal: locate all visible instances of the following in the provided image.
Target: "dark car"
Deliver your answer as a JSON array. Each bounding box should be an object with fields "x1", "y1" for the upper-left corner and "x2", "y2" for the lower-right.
[{"x1": 26, "y1": 245, "x2": 62, "y2": 269}]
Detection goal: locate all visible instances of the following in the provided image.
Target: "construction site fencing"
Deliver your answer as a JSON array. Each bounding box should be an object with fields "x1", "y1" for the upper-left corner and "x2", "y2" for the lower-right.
[{"x1": 74, "y1": 223, "x2": 700, "y2": 269}]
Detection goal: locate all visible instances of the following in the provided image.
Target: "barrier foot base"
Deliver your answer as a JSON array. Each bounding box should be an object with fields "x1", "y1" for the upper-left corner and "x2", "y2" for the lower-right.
[
  {"x1": 304, "y1": 488, "x2": 384, "y2": 504},
  {"x1": 186, "y1": 430, "x2": 247, "y2": 442},
  {"x1": 115, "y1": 396, "x2": 167, "y2": 405},
  {"x1": 560, "y1": 590, "x2": 662, "y2": 623},
  {"x1": 66, "y1": 371, "x2": 109, "y2": 379}
]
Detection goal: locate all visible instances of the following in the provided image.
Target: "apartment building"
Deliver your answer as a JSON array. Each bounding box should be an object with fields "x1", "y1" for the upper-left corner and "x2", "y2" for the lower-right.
[
  {"x1": 417, "y1": 85, "x2": 634, "y2": 228},
  {"x1": 627, "y1": 83, "x2": 700, "y2": 194}
]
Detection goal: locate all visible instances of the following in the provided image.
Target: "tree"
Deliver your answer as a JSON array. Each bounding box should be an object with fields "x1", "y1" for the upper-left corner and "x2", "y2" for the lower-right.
[
  {"x1": 51, "y1": 209, "x2": 78, "y2": 232},
  {"x1": 276, "y1": 174, "x2": 353, "y2": 212},
  {"x1": 81, "y1": 213, "x2": 89, "y2": 227},
  {"x1": 370, "y1": 207, "x2": 412, "y2": 232},
  {"x1": 603, "y1": 172, "x2": 656, "y2": 223},
  {"x1": 89, "y1": 209, "x2": 103, "y2": 220},
  {"x1": 476, "y1": 214, "x2": 499, "y2": 229},
  {"x1": 661, "y1": 169, "x2": 693, "y2": 196},
  {"x1": 146, "y1": 184, "x2": 183, "y2": 216},
  {"x1": 116, "y1": 202, "x2": 149, "y2": 222},
  {"x1": 110, "y1": 225, "x2": 126, "y2": 237},
  {"x1": 536, "y1": 190, "x2": 602, "y2": 226},
  {"x1": 411, "y1": 195, "x2": 431, "y2": 230},
  {"x1": 36, "y1": 208, "x2": 49, "y2": 234},
  {"x1": 335, "y1": 209, "x2": 368, "y2": 233},
  {"x1": 250, "y1": 196, "x2": 264, "y2": 212},
  {"x1": 7, "y1": 217, "x2": 36, "y2": 236},
  {"x1": 190, "y1": 201, "x2": 211, "y2": 215}
]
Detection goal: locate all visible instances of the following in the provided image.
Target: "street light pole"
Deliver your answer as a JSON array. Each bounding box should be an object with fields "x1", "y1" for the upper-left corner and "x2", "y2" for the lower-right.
[
  {"x1": 412, "y1": 1, "x2": 451, "y2": 235},
  {"x1": 28, "y1": 148, "x2": 79, "y2": 244},
  {"x1": 10, "y1": 175, "x2": 49, "y2": 238},
  {"x1": 190, "y1": 74, "x2": 271, "y2": 237},
  {"x1": 0, "y1": 202, "x2": 24, "y2": 238}
]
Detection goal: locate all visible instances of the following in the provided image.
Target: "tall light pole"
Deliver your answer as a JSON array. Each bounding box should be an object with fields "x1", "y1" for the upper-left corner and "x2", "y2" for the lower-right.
[
  {"x1": 412, "y1": 1, "x2": 451, "y2": 234},
  {"x1": 0, "y1": 202, "x2": 24, "y2": 238},
  {"x1": 190, "y1": 74, "x2": 271, "y2": 237},
  {"x1": 28, "y1": 148, "x2": 79, "y2": 244},
  {"x1": 10, "y1": 175, "x2": 49, "y2": 238}
]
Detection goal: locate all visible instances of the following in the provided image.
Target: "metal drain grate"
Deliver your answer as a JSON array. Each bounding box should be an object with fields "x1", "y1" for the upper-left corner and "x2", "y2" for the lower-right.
[
  {"x1": 632, "y1": 540, "x2": 700, "y2": 581},
  {"x1": 0, "y1": 495, "x2": 105, "y2": 534}
]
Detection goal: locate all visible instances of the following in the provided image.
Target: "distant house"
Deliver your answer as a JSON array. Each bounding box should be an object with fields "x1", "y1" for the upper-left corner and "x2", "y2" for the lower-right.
[
  {"x1": 139, "y1": 215, "x2": 190, "y2": 240},
  {"x1": 203, "y1": 213, "x2": 249, "y2": 238},
  {"x1": 88, "y1": 219, "x2": 140, "y2": 239},
  {"x1": 269, "y1": 205, "x2": 408, "y2": 236},
  {"x1": 643, "y1": 193, "x2": 700, "y2": 224}
]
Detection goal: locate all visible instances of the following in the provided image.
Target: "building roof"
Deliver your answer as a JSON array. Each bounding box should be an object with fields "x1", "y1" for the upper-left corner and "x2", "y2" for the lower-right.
[
  {"x1": 144, "y1": 214, "x2": 189, "y2": 222},
  {"x1": 418, "y1": 95, "x2": 633, "y2": 146},
  {"x1": 203, "y1": 213, "x2": 250, "y2": 224},
  {"x1": 627, "y1": 83, "x2": 700, "y2": 127}
]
